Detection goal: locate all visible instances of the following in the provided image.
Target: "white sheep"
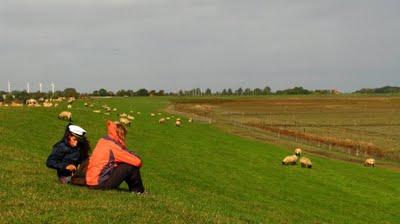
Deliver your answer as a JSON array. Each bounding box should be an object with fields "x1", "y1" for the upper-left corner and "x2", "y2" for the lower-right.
[
  {"x1": 159, "y1": 118, "x2": 166, "y2": 124},
  {"x1": 150, "y1": 113, "x2": 155, "y2": 117},
  {"x1": 294, "y1": 148, "x2": 302, "y2": 156},
  {"x1": 188, "y1": 118, "x2": 193, "y2": 123},
  {"x1": 67, "y1": 104, "x2": 72, "y2": 109},
  {"x1": 282, "y1": 155, "x2": 298, "y2": 165},
  {"x1": 127, "y1": 115, "x2": 135, "y2": 120},
  {"x1": 364, "y1": 158, "x2": 375, "y2": 167},
  {"x1": 119, "y1": 117, "x2": 131, "y2": 126},
  {"x1": 119, "y1": 113, "x2": 128, "y2": 118},
  {"x1": 93, "y1": 110, "x2": 101, "y2": 113},
  {"x1": 300, "y1": 157, "x2": 312, "y2": 168},
  {"x1": 43, "y1": 102, "x2": 53, "y2": 107},
  {"x1": 175, "y1": 120, "x2": 182, "y2": 127},
  {"x1": 58, "y1": 111, "x2": 72, "y2": 121}
]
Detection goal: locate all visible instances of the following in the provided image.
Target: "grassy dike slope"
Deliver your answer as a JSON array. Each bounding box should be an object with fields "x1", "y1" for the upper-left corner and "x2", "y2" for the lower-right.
[{"x1": 0, "y1": 97, "x2": 399, "y2": 223}]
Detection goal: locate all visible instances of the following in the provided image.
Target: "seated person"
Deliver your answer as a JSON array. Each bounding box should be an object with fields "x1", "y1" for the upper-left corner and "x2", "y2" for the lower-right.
[
  {"x1": 46, "y1": 123, "x2": 89, "y2": 184},
  {"x1": 86, "y1": 121, "x2": 144, "y2": 193}
]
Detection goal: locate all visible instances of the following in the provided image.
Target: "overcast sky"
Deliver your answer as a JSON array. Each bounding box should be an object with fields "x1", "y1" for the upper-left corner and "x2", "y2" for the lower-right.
[{"x1": 1, "y1": 0, "x2": 399, "y2": 93}]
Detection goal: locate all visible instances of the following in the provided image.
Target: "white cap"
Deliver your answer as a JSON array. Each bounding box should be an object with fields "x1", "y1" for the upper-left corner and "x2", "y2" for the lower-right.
[{"x1": 68, "y1": 125, "x2": 86, "y2": 137}]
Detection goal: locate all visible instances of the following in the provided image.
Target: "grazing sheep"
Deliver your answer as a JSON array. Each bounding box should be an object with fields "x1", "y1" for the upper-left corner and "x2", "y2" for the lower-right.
[
  {"x1": 175, "y1": 120, "x2": 182, "y2": 127},
  {"x1": 150, "y1": 113, "x2": 155, "y2": 117},
  {"x1": 26, "y1": 99, "x2": 38, "y2": 107},
  {"x1": 43, "y1": 102, "x2": 53, "y2": 107},
  {"x1": 84, "y1": 102, "x2": 88, "y2": 107},
  {"x1": 176, "y1": 118, "x2": 181, "y2": 122},
  {"x1": 282, "y1": 155, "x2": 298, "y2": 165},
  {"x1": 67, "y1": 97, "x2": 75, "y2": 103},
  {"x1": 11, "y1": 102, "x2": 23, "y2": 107},
  {"x1": 58, "y1": 111, "x2": 72, "y2": 121},
  {"x1": 188, "y1": 118, "x2": 193, "y2": 123},
  {"x1": 119, "y1": 117, "x2": 131, "y2": 126},
  {"x1": 104, "y1": 112, "x2": 110, "y2": 115},
  {"x1": 127, "y1": 115, "x2": 135, "y2": 120},
  {"x1": 113, "y1": 108, "x2": 117, "y2": 111},
  {"x1": 119, "y1": 113, "x2": 128, "y2": 118},
  {"x1": 67, "y1": 104, "x2": 72, "y2": 109},
  {"x1": 166, "y1": 117, "x2": 171, "y2": 120},
  {"x1": 364, "y1": 158, "x2": 375, "y2": 167},
  {"x1": 159, "y1": 118, "x2": 166, "y2": 124},
  {"x1": 294, "y1": 148, "x2": 302, "y2": 156},
  {"x1": 54, "y1": 103, "x2": 59, "y2": 107},
  {"x1": 300, "y1": 157, "x2": 312, "y2": 168},
  {"x1": 93, "y1": 110, "x2": 101, "y2": 113}
]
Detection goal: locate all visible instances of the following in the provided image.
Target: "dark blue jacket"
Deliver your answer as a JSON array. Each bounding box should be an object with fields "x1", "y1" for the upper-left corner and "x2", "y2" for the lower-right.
[{"x1": 46, "y1": 140, "x2": 82, "y2": 170}]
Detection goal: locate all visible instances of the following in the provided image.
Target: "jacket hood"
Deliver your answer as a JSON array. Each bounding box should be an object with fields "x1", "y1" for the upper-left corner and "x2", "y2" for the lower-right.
[{"x1": 106, "y1": 120, "x2": 126, "y2": 148}]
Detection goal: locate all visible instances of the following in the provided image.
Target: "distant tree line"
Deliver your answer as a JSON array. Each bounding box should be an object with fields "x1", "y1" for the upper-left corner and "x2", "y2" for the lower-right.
[
  {"x1": 2, "y1": 85, "x2": 399, "y2": 103},
  {"x1": 354, "y1": 86, "x2": 400, "y2": 94}
]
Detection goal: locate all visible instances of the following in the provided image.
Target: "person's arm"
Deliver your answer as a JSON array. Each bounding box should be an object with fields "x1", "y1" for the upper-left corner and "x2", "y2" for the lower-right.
[
  {"x1": 46, "y1": 144, "x2": 69, "y2": 170},
  {"x1": 112, "y1": 145, "x2": 142, "y2": 167}
]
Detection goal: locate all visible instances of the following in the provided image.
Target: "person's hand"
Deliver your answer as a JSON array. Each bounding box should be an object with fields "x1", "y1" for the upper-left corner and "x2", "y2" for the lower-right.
[{"x1": 66, "y1": 164, "x2": 77, "y2": 171}]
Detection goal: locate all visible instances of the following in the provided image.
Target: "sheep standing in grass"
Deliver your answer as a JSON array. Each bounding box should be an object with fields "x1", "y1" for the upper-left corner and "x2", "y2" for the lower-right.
[
  {"x1": 113, "y1": 108, "x2": 117, "y2": 112},
  {"x1": 43, "y1": 102, "x2": 53, "y2": 107},
  {"x1": 150, "y1": 113, "x2": 155, "y2": 117},
  {"x1": 166, "y1": 117, "x2": 171, "y2": 120},
  {"x1": 58, "y1": 111, "x2": 72, "y2": 121},
  {"x1": 282, "y1": 155, "x2": 298, "y2": 165},
  {"x1": 159, "y1": 118, "x2": 166, "y2": 124},
  {"x1": 119, "y1": 113, "x2": 128, "y2": 118},
  {"x1": 294, "y1": 148, "x2": 302, "y2": 156},
  {"x1": 119, "y1": 117, "x2": 131, "y2": 126},
  {"x1": 67, "y1": 104, "x2": 72, "y2": 109},
  {"x1": 300, "y1": 157, "x2": 312, "y2": 168},
  {"x1": 364, "y1": 158, "x2": 375, "y2": 167},
  {"x1": 127, "y1": 115, "x2": 135, "y2": 120},
  {"x1": 93, "y1": 110, "x2": 101, "y2": 113},
  {"x1": 175, "y1": 120, "x2": 182, "y2": 127},
  {"x1": 188, "y1": 118, "x2": 193, "y2": 123}
]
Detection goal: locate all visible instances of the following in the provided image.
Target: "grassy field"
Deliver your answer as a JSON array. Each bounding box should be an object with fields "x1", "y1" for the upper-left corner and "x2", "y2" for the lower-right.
[
  {"x1": 0, "y1": 96, "x2": 399, "y2": 223},
  {"x1": 172, "y1": 95, "x2": 400, "y2": 162}
]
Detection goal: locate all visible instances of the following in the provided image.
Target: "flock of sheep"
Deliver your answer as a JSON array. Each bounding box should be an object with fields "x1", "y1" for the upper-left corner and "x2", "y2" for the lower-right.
[
  {"x1": 57, "y1": 101, "x2": 193, "y2": 128},
  {"x1": 282, "y1": 148, "x2": 376, "y2": 168}
]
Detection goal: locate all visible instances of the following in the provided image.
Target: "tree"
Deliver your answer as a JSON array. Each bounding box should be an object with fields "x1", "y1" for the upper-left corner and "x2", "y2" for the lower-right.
[
  {"x1": 236, "y1": 88, "x2": 243, "y2": 95},
  {"x1": 227, "y1": 88, "x2": 233, "y2": 95},
  {"x1": 254, "y1": 88, "x2": 262, "y2": 95},
  {"x1": 244, "y1": 88, "x2": 252, "y2": 95},
  {"x1": 136, "y1": 88, "x2": 148, "y2": 96},
  {"x1": 63, "y1": 88, "x2": 79, "y2": 98},
  {"x1": 205, "y1": 88, "x2": 212, "y2": 96},
  {"x1": 263, "y1": 86, "x2": 271, "y2": 95},
  {"x1": 99, "y1": 88, "x2": 108, "y2": 96}
]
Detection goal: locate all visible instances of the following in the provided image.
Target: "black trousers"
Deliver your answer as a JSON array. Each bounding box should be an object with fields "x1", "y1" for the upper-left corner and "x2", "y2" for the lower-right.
[{"x1": 99, "y1": 163, "x2": 144, "y2": 193}]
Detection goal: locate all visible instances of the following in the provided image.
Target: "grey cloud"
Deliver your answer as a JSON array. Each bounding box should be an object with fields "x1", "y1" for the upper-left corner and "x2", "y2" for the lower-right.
[{"x1": 1, "y1": 0, "x2": 399, "y2": 92}]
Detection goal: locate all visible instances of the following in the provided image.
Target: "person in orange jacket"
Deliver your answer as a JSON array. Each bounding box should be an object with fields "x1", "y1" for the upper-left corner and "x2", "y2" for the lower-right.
[{"x1": 86, "y1": 121, "x2": 144, "y2": 193}]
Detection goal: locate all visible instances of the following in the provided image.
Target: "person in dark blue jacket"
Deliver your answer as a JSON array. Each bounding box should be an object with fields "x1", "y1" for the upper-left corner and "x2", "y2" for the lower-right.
[{"x1": 46, "y1": 123, "x2": 90, "y2": 184}]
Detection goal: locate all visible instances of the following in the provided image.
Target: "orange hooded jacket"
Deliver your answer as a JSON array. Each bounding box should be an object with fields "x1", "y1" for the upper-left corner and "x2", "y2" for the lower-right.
[{"x1": 86, "y1": 121, "x2": 142, "y2": 186}]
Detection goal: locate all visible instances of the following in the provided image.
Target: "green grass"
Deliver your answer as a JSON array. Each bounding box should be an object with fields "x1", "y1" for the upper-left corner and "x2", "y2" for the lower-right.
[{"x1": 0, "y1": 97, "x2": 399, "y2": 223}]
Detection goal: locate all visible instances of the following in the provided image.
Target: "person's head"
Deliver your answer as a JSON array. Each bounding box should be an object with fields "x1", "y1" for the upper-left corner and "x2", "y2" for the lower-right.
[
  {"x1": 114, "y1": 121, "x2": 128, "y2": 142},
  {"x1": 63, "y1": 124, "x2": 87, "y2": 147},
  {"x1": 66, "y1": 134, "x2": 79, "y2": 147}
]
